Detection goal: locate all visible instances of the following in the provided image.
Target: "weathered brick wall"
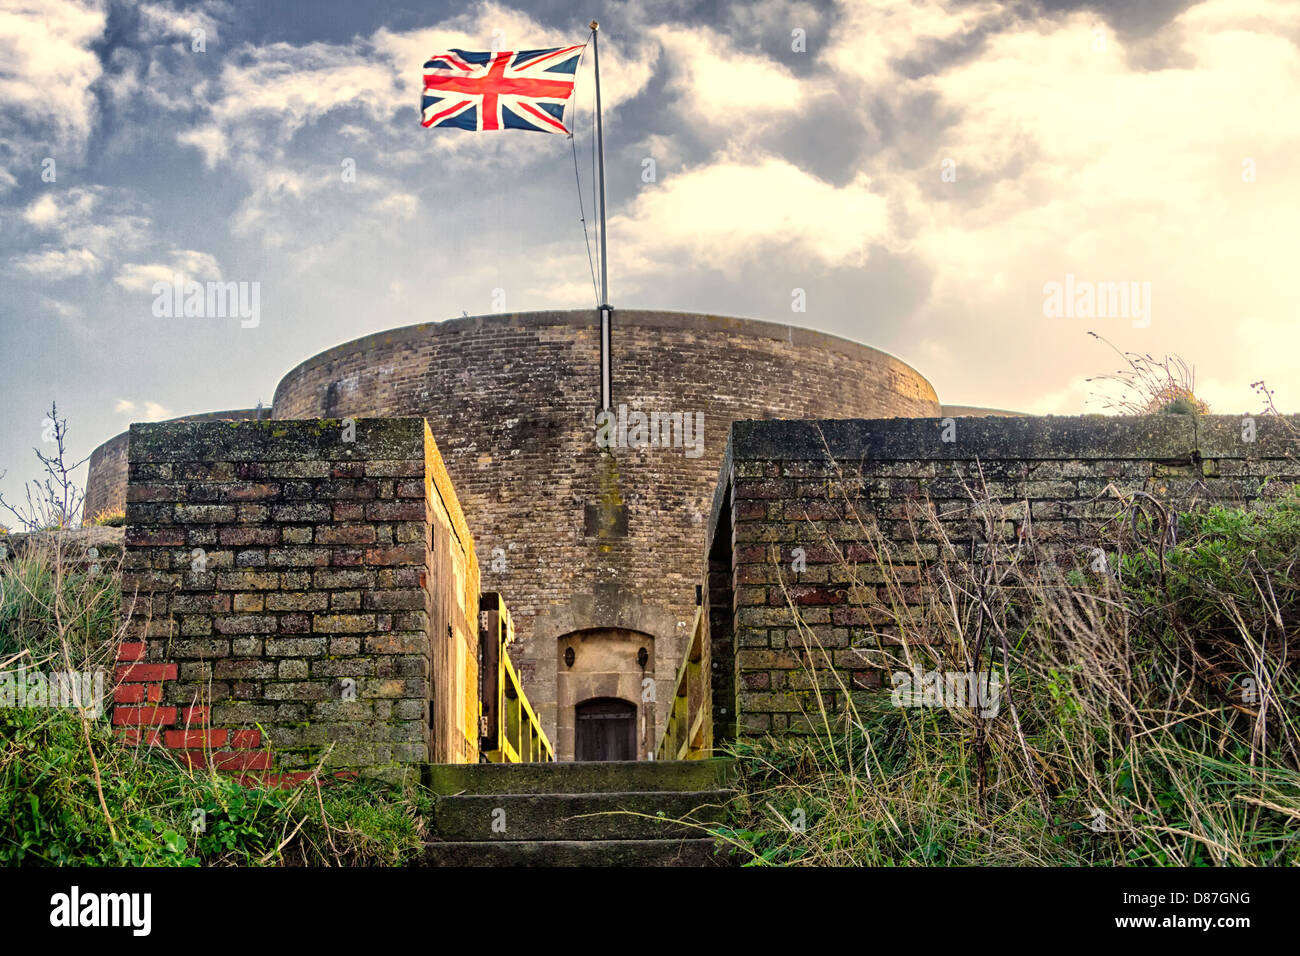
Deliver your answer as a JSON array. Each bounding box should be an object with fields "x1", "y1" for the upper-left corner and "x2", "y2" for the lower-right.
[
  {"x1": 84, "y1": 431, "x2": 128, "y2": 522},
  {"x1": 707, "y1": 414, "x2": 1300, "y2": 739},
  {"x1": 84, "y1": 409, "x2": 264, "y2": 522},
  {"x1": 116, "y1": 417, "x2": 478, "y2": 783},
  {"x1": 269, "y1": 309, "x2": 941, "y2": 746}
]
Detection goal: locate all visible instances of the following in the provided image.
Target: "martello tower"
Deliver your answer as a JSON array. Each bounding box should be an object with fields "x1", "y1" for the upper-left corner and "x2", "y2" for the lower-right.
[{"x1": 87, "y1": 308, "x2": 951, "y2": 759}]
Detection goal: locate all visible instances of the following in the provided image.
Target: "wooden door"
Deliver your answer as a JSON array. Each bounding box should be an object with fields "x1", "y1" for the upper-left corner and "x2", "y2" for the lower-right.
[{"x1": 574, "y1": 698, "x2": 637, "y2": 761}]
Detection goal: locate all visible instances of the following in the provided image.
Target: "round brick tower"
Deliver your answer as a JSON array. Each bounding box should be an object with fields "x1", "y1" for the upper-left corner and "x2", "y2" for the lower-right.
[
  {"x1": 84, "y1": 309, "x2": 940, "y2": 756},
  {"x1": 268, "y1": 309, "x2": 940, "y2": 755}
]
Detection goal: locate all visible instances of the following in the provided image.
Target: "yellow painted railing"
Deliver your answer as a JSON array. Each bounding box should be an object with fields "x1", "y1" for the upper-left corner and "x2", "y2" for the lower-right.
[
  {"x1": 480, "y1": 593, "x2": 554, "y2": 763},
  {"x1": 655, "y1": 605, "x2": 711, "y2": 761}
]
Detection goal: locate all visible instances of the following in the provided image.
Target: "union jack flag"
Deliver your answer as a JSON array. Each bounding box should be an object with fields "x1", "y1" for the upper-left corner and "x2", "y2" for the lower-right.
[{"x1": 421, "y1": 46, "x2": 583, "y2": 134}]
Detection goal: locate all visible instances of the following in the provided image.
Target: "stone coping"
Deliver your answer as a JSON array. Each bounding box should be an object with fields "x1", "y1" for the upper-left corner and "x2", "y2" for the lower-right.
[
  {"x1": 272, "y1": 309, "x2": 935, "y2": 400},
  {"x1": 707, "y1": 414, "x2": 1300, "y2": 547}
]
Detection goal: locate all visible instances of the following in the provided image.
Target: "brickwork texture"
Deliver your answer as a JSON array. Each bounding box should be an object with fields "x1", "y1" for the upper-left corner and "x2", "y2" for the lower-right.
[
  {"x1": 117, "y1": 417, "x2": 478, "y2": 783},
  {"x1": 266, "y1": 309, "x2": 940, "y2": 744},
  {"x1": 707, "y1": 414, "x2": 1300, "y2": 739}
]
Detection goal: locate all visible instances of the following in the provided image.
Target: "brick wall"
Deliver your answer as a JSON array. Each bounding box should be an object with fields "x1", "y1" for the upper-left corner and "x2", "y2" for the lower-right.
[
  {"x1": 707, "y1": 414, "x2": 1300, "y2": 739},
  {"x1": 84, "y1": 431, "x2": 128, "y2": 522},
  {"x1": 85, "y1": 409, "x2": 264, "y2": 522},
  {"x1": 116, "y1": 417, "x2": 478, "y2": 783},
  {"x1": 269, "y1": 309, "x2": 942, "y2": 747}
]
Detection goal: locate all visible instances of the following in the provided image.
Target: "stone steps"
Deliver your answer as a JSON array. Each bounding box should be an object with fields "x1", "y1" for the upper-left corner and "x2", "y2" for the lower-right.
[
  {"x1": 424, "y1": 759, "x2": 737, "y2": 867},
  {"x1": 426, "y1": 757, "x2": 735, "y2": 795},
  {"x1": 424, "y1": 838, "x2": 725, "y2": 867},
  {"x1": 431, "y1": 789, "x2": 731, "y2": 842}
]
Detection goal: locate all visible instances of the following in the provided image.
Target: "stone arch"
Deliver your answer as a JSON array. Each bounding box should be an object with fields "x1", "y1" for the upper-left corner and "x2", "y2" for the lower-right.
[
  {"x1": 534, "y1": 588, "x2": 687, "y2": 759},
  {"x1": 555, "y1": 627, "x2": 656, "y2": 762},
  {"x1": 532, "y1": 588, "x2": 681, "y2": 647}
]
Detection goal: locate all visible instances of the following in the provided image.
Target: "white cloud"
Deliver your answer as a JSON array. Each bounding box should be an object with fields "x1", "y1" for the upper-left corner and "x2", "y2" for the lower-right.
[
  {"x1": 22, "y1": 188, "x2": 99, "y2": 228},
  {"x1": 648, "y1": 24, "x2": 804, "y2": 131},
  {"x1": 805, "y1": 0, "x2": 1300, "y2": 413},
  {"x1": 179, "y1": 39, "x2": 405, "y2": 168},
  {"x1": 137, "y1": 0, "x2": 226, "y2": 46},
  {"x1": 14, "y1": 247, "x2": 101, "y2": 279},
  {"x1": 0, "y1": 0, "x2": 108, "y2": 163},
  {"x1": 112, "y1": 398, "x2": 173, "y2": 420},
  {"x1": 613, "y1": 156, "x2": 889, "y2": 278},
  {"x1": 13, "y1": 187, "x2": 152, "y2": 284},
  {"x1": 373, "y1": 192, "x2": 418, "y2": 220},
  {"x1": 114, "y1": 249, "x2": 224, "y2": 292}
]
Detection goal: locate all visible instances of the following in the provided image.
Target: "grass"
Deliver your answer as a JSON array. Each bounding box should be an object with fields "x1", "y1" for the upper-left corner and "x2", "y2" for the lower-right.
[
  {"x1": 0, "y1": 535, "x2": 431, "y2": 867},
  {"x1": 717, "y1": 483, "x2": 1300, "y2": 866},
  {"x1": 0, "y1": 538, "x2": 120, "y2": 673},
  {"x1": 0, "y1": 706, "x2": 430, "y2": 866},
  {"x1": 83, "y1": 507, "x2": 126, "y2": 528}
]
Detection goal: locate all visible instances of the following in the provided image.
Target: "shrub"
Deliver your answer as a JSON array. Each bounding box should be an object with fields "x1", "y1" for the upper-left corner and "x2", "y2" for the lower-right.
[
  {"x1": 720, "y1": 486, "x2": 1300, "y2": 866},
  {"x1": 0, "y1": 542, "x2": 430, "y2": 867}
]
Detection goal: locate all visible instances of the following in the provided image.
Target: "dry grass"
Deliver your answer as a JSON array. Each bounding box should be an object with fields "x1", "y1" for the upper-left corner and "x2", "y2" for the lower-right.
[
  {"x1": 719, "y1": 474, "x2": 1300, "y2": 866},
  {"x1": 0, "y1": 536, "x2": 430, "y2": 866},
  {"x1": 1085, "y1": 333, "x2": 1210, "y2": 415}
]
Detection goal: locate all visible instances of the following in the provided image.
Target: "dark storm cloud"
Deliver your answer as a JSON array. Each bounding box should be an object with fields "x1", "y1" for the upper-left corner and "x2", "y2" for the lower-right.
[
  {"x1": 1031, "y1": 0, "x2": 1200, "y2": 37},
  {"x1": 754, "y1": 99, "x2": 876, "y2": 188}
]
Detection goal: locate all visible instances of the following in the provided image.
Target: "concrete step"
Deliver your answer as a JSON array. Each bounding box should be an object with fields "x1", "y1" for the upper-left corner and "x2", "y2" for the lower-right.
[
  {"x1": 432, "y1": 789, "x2": 730, "y2": 842},
  {"x1": 426, "y1": 758, "x2": 737, "y2": 795},
  {"x1": 423, "y1": 838, "x2": 729, "y2": 867}
]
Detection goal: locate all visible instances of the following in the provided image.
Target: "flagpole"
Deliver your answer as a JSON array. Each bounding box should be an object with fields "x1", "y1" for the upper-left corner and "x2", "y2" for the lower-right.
[{"x1": 591, "y1": 19, "x2": 612, "y2": 414}]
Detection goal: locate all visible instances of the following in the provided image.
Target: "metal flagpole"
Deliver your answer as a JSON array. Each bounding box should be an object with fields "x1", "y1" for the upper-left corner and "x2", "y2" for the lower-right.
[{"x1": 591, "y1": 20, "x2": 612, "y2": 413}]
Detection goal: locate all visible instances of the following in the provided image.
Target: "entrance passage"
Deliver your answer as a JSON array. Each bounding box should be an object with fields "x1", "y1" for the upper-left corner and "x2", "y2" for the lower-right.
[
  {"x1": 556, "y1": 629, "x2": 656, "y2": 761},
  {"x1": 575, "y1": 698, "x2": 637, "y2": 762}
]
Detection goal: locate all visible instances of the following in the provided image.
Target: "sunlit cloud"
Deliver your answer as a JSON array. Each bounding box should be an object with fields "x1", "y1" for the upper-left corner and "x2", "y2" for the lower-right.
[{"x1": 1, "y1": 0, "x2": 1298, "y2": 514}]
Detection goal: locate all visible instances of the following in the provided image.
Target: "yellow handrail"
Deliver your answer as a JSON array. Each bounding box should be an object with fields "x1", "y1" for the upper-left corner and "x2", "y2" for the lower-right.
[
  {"x1": 480, "y1": 593, "x2": 554, "y2": 763},
  {"x1": 655, "y1": 604, "x2": 710, "y2": 761}
]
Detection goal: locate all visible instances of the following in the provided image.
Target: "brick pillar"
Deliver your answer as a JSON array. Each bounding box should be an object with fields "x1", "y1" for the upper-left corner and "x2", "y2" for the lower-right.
[{"x1": 116, "y1": 418, "x2": 447, "y2": 785}]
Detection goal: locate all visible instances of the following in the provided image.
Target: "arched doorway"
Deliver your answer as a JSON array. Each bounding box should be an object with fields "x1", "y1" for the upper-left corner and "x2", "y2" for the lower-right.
[
  {"x1": 556, "y1": 629, "x2": 655, "y2": 761},
  {"x1": 574, "y1": 698, "x2": 637, "y2": 761}
]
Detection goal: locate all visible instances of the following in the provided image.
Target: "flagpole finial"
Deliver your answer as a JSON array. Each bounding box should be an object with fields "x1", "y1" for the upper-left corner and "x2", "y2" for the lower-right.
[{"x1": 590, "y1": 20, "x2": 599, "y2": 31}]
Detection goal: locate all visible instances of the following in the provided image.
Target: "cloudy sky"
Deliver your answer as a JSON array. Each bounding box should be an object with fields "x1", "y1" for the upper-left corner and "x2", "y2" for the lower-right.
[{"x1": 1, "y1": 0, "x2": 1297, "y2": 513}]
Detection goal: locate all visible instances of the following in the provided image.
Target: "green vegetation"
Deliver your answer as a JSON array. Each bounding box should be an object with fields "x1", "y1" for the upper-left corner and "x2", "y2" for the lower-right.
[
  {"x1": 0, "y1": 540, "x2": 430, "y2": 867},
  {"x1": 0, "y1": 542, "x2": 119, "y2": 673},
  {"x1": 83, "y1": 507, "x2": 126, "y2": 527},
  {"x1": 1156, "y1": 395, "x2": 1202, "y2": 416},
  {"x1": 0, "y1": 707, "x2": 429, "y2": 866},
  {"x1": 721, "y1": 487, "x2": 1300, "y2": 866}
]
